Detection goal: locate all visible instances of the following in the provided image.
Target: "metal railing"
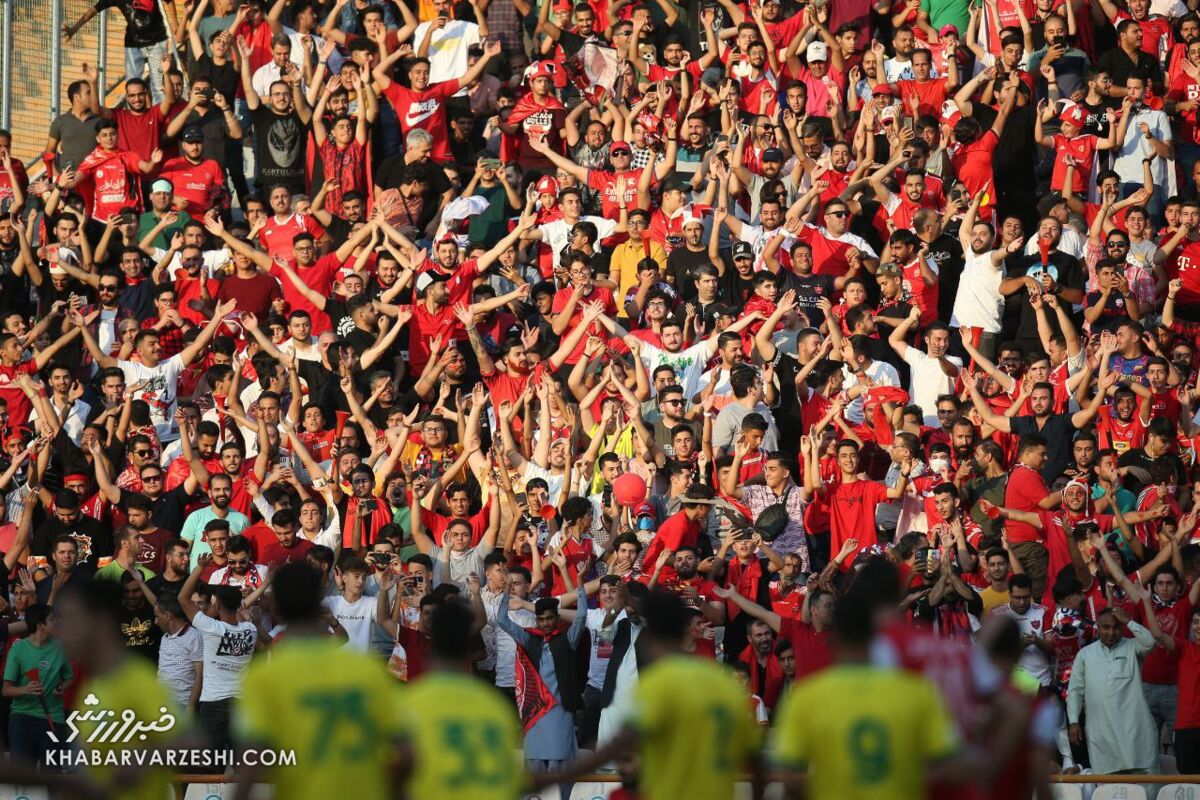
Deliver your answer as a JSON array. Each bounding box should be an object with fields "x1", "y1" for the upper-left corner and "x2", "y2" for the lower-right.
[{"x1": 1, "y1": 0, "x2": 134, "y2": 170}]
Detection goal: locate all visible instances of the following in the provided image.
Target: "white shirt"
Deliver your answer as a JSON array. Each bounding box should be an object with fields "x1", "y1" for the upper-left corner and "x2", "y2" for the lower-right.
[
  {"x1": 482, "y1": 592, "x2": 535, "y2": 688},
  {"x1": 537, "y1": 216, "x2": 616, "y2": 269},
  {"x1": 990, "y1": 602, "x2": 1051, "y2": 686},
  {"x1": 209, "y1": 563, "x2": 270, "y2": 589},
  {"x1": 842, "y1": 360, "x2": 899, "y2": 424},
  {"x1": 637, "y1": 340, "x2": 714, "y2": 400},
  {"x1": 29, "y1": 398, "x2": 91, "y2": 446},
  {"x1": 901, "y1": 348, "x2": 962, "y2": 425},
  {"x1": 322, "y1": 594, "x2": 375, "y2": 652},
  {"x1": 412, "y1": 20, "x2": 480, "y2": 92},
  {"x1": 1022, "y1": 227, "x2": 1085, "y2": 259},
  {"x1": 251, "y1": 62, "x2": 307, "y2": 101},
  {"x1": 951, "y1": 249, "x2": 1005, "y2": 334},
  {"x1": 1113, "y1": 106, "x2": 1171, "y2": 185},
  {"x1": 585, "y1": 607, "x2": 626, "y2": 688},
  {"x1": 118, "y1": 354, "x2": 186, "y2": 442},
  {"x1": 156, "y1": 625, "x2": 203, "y2": 709},
  {"x1": 190, "y1": 612, "x2": 256, "y2": 702}
]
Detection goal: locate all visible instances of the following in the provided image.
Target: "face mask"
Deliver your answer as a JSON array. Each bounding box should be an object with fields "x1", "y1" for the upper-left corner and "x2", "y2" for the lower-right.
[{"x1": 929, "y1": 458, "x2": 950, "y2": 474}]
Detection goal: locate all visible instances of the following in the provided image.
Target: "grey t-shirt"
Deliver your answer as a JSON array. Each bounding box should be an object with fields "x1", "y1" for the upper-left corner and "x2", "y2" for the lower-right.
[
  {"x1": 49, "y1": 112, "x2": 100, "y2": 170},
  {"x1": 196, "y1": 13, "x2": 235, "y2": 55}
]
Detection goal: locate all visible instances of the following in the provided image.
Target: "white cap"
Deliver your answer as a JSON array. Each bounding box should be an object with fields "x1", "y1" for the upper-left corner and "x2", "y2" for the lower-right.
[
  {"x1": 880, "y1": 105, "x2": 897, "y2": 121},
  {"x1": 806, "y1": 41, "x2": 828, "y2": 62}
]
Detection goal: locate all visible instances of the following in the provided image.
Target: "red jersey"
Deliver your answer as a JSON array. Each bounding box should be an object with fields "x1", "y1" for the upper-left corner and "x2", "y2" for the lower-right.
[
  {"x1": 780, "y1": 615, "x2": 831, "y2": 679},
  {"x1": 1176, "y1": 639, "x2": 1200, "y2": 728},
  {"x1": 1112, "y1": 10, "x2": 1173, "y2": 57},
  {"x1": 158, "y1": 157, "x2": 226, "y2": 218},
  {"x1": 1163, "y1": 236, "x2": 1200, "y2": 305},
  {"x1": 78, "y1": 149, "x2": 144, "y2": 220},
  {"x1": 1004, "y1": 465, "x2": 1049, "y2": 544},
  {"x1": 795, "y1": 223, "x2": 863, "y2": 278},
  {"x1": 258, "y1": 213, "x2": 326, "y2": 261},
  {"x1": 950, "y1": 130, "x2": 999, "y2": 217},
  {"x1": 174, "y1": 273, "x2": 220, "y2": 326},
  {"x1": 382, "y1": 80, "x2": 460, "y2": 163},
  {"x1": 827, "y1": 480, "x2": 890, "y2": 565},
  {"x1": 585, "y1": 169, "x2": 642, "y2": 217},
  {"x1": 0, "y1": 360, "x2": 39, "y2": 428},
  {"x1": 1096, "y1": 408, "x2": 1147, "y2": 455},
  {"x1": 270, "y1": 254, "x2": 340, "y2": 334},
  {"x1": 1134, "y1": 594, "x2": 1194, "y2": 685},
  {"x1": 1167, "y1": 73, "x2": 1200, "y2": 145},
  {"x1": 1049, "y1": 133, "x2": 1099, "y2": 193},
  {"x1": 900, "y1": 255, "x2": 938, "y2": 327},
  {"x1": 0, "y1": 159, "x2": 28, "y2": 207},
  {"x1": 114, "y1": 107, "x2": 166, "y2": 163},
  {"x1": 550, "y1": 285, "x2": 617, "y2": 364},
  {"x1": 642, "y1": 511, "x2": 700, "y2": 586},
  {"x1": 895, "y1": 78, "x2": 949, "y2": 117}
]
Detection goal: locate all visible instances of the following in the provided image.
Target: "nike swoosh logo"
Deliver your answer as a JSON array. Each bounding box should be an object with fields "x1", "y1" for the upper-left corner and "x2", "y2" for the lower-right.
[{"x1": 405, "y1": 108, "x2": 437, "y2": 127}]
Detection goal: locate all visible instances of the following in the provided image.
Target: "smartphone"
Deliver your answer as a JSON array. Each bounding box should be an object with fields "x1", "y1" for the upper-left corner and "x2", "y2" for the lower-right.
[{"x1": 481, "y1": 158, "x2": 502, "y2": 169}]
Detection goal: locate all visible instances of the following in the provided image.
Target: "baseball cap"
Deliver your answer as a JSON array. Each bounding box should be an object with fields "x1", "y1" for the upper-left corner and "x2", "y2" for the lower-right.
[
  {"x1": 536, "y1": 175, "x2": 560, "y2": 196},
  {"x1": 150, "y1": 179, "x2": 173, "y2": 194},
  {"x1": 415, "y1": 271, "x2": 450, "y2": 293},
  {"x1": 872, "y1": 84, "x2": 895, "y2": 97},
  {"x1": 877, "y1": 262, "x2": 902, "y2": 277},
  {"x1": 662, "y1": 175, "x2": 691, "y2": 193},
  {"x1": 528, "y1": 61, "x2": 556, "y2": 82},
  {"x1": 610, "y1": 140, "x2": 632, "y2": 155},
  {"x1": 939, "y1": 99, "x2": 962, "y2": 127},
  {"x1": 805, "y1": 41, "x2": 828, "y2": 62},
  {"x1": 731, "y1": 241, "x2": 753, "y2": 260},
  {"x1": 939, "y1": 24, "x2": 960, "y2": 38},
  {"x1": 181, "y1": 125, "x2": 205, "y2": 143},
  {"x1": 880, "y1": 105, "x2": 897, "y2": 122},
  {"x1": 681, "y1": 213, "x2": 704, "y2": 229},
  {"x1": 707, "y1": 303, "x2": 737, "y2": 319},
  {"x1": 761, "y1": 147, "x2": 785, "y2": 163},
  {"x1": 635, "y1": 502, "x2": 655, "y2": 518}
]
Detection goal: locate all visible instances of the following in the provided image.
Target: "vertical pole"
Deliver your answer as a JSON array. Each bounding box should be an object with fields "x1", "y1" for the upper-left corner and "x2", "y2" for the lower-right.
[
  {"x1": 97, "y1": 10, "x2": 108, "y2": 98},
  {"x1": 1, "y1": 0, "x2": 13, "y2": 131},
  {"x1": 50, "y1": 0, "x2": 63, "y2": 121}
]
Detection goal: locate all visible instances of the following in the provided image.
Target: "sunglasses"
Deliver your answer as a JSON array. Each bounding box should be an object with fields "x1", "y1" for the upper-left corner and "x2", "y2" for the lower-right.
[
  {"x1": 611, "y1": 150, "x2": 631, "y2": 157},
  {"x1": 1107, "y1": 241, "x2": 1129, "y2": 248},
  {"x1": 141, "y1": 474, "x2": 163, "y2": 482},
  {"x1": 133, "y1": 449, "x2": 153, "y2": 457},
  {"x1": 827, "y1": 210, "x2": 849, "y2": 218},
  {"x1": 99, "y1": 284, "x2": 120, "y2": 291}
]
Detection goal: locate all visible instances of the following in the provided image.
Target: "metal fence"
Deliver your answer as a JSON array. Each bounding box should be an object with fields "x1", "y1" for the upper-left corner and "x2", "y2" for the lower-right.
[{"x1": 1, "y1": 0, "x2": 130, "y2": 169}]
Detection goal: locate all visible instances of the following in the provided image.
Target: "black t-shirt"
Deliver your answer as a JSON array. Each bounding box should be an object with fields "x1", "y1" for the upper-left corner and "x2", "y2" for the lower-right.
[
  {"x1": 779, "y1": 272, "x2": 837, "y2": 328},
  {"x1": 973, "y1": 103, "x2": 1037, "y2": 193},
  {"x1": 147, "y1": 573, "x2": 185, "y2": 600},
  {"x1": 191, "y1": 56, "x2": 240, "y2": 105},
  {"x1": 32, "y1": 515, "x2": 112, "y2": 568},
  {"x1": 718, "y1": 260, "x2": 755, "y2": 307},
  {"x1": 1011, "y1": 412, "x2": 1077, "y2": 483},
  {"x1": 250, "y1": 106, "x2": 306, "y2": 194},
  {"x1": 97, "y1": 0, "x2": 167, "y2": 48},
  {"x1": 925, "y1": 233, "x2": 965, "y2": 324},
  {"x1": 666, "y1": 247, "x2": 712, "y2": 302},
  {"x1": 1097, "y1": 47, "x2": 1163, "y2": 91},
  {"x1": 120, "y1": 484, "x2": 199, "y2": 536},
  {"x1": 1118, "y1": 448, "x2": 1188, "y2": 494},
  {"x1": 119, "y1": 602, "x2": 163, "y2": 662},
  {"x1": 769, "y1": 350, "x2": 804, "y2": 448},
  {"x1": 0, "y1": 241, "x2": 27, "y2": 316},
  {"x1": 1005, "y1": 252, "x2": 1085, "y2": 344}
]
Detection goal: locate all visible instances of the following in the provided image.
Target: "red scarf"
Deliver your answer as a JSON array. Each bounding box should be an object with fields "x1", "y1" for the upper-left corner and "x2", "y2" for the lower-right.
[
  {"x1": 77, "y1": 146, "x2": 141, "y2": 214},
  {"x1": 513, "y1": 627, "x2": 562, "y2": 733},
  {"x1": 500, "y1": 93, "x2": 565, "y2": 162},
  {"x1": 738, "y1": 644, "x2": 784, "y2": 711},
  {"x1": 341, "y1": 497, "x2": 391, "y2": 548}
]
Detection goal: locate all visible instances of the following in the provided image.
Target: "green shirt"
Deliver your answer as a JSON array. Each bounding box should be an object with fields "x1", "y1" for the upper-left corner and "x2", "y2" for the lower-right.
[
  {"x1": 93, "y1": 562, "x2": 155, "y2": 583},
  {"x1": 920, "y1": 0, "x2": 971, "y2": 40},
  {"x1": 138, "y1": 210, "x2": 192, "y2": 251},
  {"x1": 3, "y1": 637, "x2": 72, "y2": 722},
  {"x1": 467, "y1": 184, "x2": 512, "y2": 248}
]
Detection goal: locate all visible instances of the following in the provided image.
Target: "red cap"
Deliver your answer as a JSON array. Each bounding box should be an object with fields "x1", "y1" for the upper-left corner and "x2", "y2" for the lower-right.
[
  {"x1": 536, "y1": 175, "x2": 560, "y2": 196},
  {"x1": 939, "y1": 23, "x2": 960, "y2": 38},
  {"x1": 872, "y1": 84, "x2": 895, "y2": 97},
  {"x1": 1059, "y1": 103, "x2": 1087, "y2": 128},
  {"x1": 610, "y1": 140, "x2": 631, "y2": 153},
  {"x1": 528, "y1": 61, "x2": 557, "y2": 82}
]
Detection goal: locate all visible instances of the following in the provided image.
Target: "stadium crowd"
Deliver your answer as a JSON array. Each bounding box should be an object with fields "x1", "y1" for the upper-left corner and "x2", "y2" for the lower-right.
[{"x1": 5, "y1": 0, "x2": 1200, "y2": 794}]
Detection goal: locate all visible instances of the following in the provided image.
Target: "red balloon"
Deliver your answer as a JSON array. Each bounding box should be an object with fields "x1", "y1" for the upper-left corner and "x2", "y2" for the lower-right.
[
  {"x1": 613, "y1": 473, "x2": 647, "y2": 508},
  {"x1": 539, "y1": 504, "x2": 557, "y2": 520}
]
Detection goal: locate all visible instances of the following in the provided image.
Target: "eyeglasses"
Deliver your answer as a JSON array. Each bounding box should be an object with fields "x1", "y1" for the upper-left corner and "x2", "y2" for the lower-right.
[
  {"x1": 628, "y1": 219, "x2": 647, "y2": 228},
  {"x1": 661, "y1": 398, "x2": 684, "y2": 406}
]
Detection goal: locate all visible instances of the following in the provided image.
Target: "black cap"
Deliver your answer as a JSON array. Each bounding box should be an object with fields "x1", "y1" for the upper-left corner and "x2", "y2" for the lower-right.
[
  {"x1": 662, "y1": 175, "x2": 692, "y2": 193},
  {"x1": 762, "y1": 147, "x2": 785, "y2": 162},
  {"x1": 181, "y1": 125, "x2": 205, "y2": 143},
  {"x1": 732, "y1": 241, "x2": 753, "y2": 260}
]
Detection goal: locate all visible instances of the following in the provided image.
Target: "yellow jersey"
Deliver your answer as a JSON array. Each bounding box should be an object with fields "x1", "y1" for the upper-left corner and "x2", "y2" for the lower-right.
[
  {"x1": 632, "y1": 655, "x2": 759, "y2": 800},
  {"x1": 70, "y1": 657, "x2": 178, "y2": 800},
  {"x1": 771, "y1": 664, "x2": 960, "y2": 800},
  {"x1": 234, "y1": 636, "x2": 402, "y2": 800},
  {"x1": 400, "y1": 671, "x2": 525, "y2": 800}
]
